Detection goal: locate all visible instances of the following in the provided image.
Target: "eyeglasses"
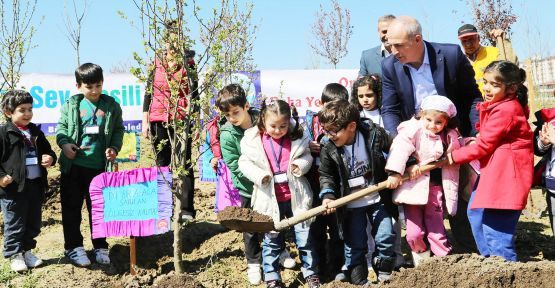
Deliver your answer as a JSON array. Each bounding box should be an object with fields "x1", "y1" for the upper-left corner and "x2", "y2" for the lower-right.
[{"x1": 323, "y1": 127, "x2": 344, "y2": 137}]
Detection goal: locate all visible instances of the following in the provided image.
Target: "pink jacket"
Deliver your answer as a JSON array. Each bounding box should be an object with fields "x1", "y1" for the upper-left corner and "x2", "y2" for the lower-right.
[
  {"x1": 149, "y1": 59, "x2": 188, "y2": 122},
  {"x1": 385, "y1": 117, "x2": 461, "y2": 216}
]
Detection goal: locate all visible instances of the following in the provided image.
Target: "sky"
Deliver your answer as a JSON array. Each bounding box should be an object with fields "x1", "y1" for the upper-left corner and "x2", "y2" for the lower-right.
[{"x1": 20, "y1": 0, "x2": 554, "y2": 74}]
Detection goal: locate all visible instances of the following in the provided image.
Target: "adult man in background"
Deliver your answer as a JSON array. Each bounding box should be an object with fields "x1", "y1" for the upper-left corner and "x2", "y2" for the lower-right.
[
  {"x1": 458, "y1": 23, "x2": 518, "y2": 94},
  {"x1": 359, "y1": 15, "x2": 396, "y2": 76}
]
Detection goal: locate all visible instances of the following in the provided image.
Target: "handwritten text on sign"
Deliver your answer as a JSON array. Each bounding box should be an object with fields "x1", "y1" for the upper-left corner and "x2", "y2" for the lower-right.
[{"x1": 102, "y1": 181, "x2": 158, "y2": 221}]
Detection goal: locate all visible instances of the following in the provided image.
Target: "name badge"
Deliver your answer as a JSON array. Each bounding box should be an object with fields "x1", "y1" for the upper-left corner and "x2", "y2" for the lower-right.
[
  {"x1": 85, "y1": 126, "x2": 100, "y2": 134},
  {"x1": 314, "y1": 157, "x2": 321, "y2": 166},
  {"x1": 26, "y1": 157, "x2": 38, "y2": 166},
  {"x1": 348, "y1": 176, "x2": 365, "y2": 188},
  {"x1": 273, "y1": 172, "x2": 288, "y2": 184}
]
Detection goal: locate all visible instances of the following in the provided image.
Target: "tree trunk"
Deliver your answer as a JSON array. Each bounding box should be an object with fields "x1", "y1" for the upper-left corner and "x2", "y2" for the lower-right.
[{"x1": 173, "y1": 177, "x2": 184, "y2": 273}]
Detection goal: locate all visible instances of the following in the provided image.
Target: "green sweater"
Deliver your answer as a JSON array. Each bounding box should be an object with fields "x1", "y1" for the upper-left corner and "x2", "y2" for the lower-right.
[
  {"x1": 219, "y1": 109, "x2": 259, "y2": 198},
  {"x1": 56, "y1": 94, "x2": 125, "y2": 174}
]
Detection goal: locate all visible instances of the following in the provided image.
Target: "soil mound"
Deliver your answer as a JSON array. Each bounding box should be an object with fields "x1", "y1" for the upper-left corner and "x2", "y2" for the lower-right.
[
  {"x1": 153, "y1": 274, "x2": 204, "y2": 287},
  {"x1": 322, "y1": 281, "x2": 360, "y2": 287},
  {"x1": 381, "y1": 254, "x2": 555, "y2": 288}
]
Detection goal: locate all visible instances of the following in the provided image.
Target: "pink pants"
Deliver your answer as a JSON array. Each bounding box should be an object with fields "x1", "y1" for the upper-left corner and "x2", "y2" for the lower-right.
[{"x1": 404, "y1": 184, "x2": 452, "y2": 256}]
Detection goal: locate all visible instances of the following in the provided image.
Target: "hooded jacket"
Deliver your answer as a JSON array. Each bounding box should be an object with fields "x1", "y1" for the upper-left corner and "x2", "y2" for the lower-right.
[
  {"x1": 385, "y1": 117, "x2": 460, "y2": 216},
  {"x1": 0, "y1": 122, "x2": 57, "y2": 197}
]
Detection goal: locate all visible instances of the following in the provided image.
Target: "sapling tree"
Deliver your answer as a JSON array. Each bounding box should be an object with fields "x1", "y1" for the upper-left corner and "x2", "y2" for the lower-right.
[{"x1": 126, "y1": 0, "x2": 256, "y2": 272}]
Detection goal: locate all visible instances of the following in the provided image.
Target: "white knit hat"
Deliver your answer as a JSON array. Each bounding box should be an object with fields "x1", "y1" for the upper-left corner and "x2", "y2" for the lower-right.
[{"x1": 420, "y1": 95, "x2": 457, "y2": 118}]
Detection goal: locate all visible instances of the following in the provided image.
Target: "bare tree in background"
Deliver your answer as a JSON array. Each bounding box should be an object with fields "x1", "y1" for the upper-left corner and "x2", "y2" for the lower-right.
[
  {"x1": 467, "y1": 0, "x2": 517, "y2": 46},
  {"x1": 63, "y1": 0, "x2": 88, "y2": 66},
  {"x1": 125, "y1": 0, "x2": 256, "y2": 273},
  {"x1": 309, "y1": 0, "x2": 353, "y2": 69},
  {"x1": 0, "y1": 0, "x2": 38, "y2": 90},
  {"x1": 110, "y1": 58, "x2": 134, "y2": 73}
]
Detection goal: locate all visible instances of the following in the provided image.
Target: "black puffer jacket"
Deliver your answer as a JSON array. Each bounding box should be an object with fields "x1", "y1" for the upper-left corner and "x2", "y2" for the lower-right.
[
  {"x1": 0, "y1": 122, "x2": 57, "y2": 197},
  {"x1": 318, "y1": 120, "x2": 392, "y2": 238}
]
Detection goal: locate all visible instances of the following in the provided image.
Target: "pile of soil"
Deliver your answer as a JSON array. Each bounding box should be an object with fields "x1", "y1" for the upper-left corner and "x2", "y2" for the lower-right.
[
  {"x1": 216, "y1": 206, "x2": 275, "y2": 232},
  {"x1": 216, "y1": 206, "x2": 273, "y2": 222},
  {"x1": 380, "y1": 254, "x2": 555, "y2": 288},
  {"x1": 322, "y1": 281, "x2": 360, "y2": 287},
  {"x1": 152, "y1": 274, "x2": 204, "y2": 288}
]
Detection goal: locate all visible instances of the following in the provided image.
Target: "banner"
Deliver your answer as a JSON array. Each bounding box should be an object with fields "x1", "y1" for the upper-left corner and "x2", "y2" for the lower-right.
[
  {"x1": 89, "y1": 166, "x2": 173, "y2": 238},
  {"x1": 17, "y1": 70, "x2": 358, "y2": 134}
]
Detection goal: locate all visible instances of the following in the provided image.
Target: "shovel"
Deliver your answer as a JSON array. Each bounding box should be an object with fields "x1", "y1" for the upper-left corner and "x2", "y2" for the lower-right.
[{"x1": 220, "y1": 162, "x2": 442, "y2": 233}]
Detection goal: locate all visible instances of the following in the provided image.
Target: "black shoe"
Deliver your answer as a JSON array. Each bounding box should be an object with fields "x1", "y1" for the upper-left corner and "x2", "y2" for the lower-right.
[
  {"x1": 305, "y1": 275, "x2": 321, "y2": 288},
  {"x1": 266, "y1": 280, "x2": 285, "y2": 288}
]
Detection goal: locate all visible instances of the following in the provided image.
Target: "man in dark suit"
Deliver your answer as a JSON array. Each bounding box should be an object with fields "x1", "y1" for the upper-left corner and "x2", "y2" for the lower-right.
[
  {"x1": 359, "y1": 15, "x2": 396, "y2": 76},
  {"x1": 381, "y1": 16, "x2": 482, "y2": 137},
  {"x1": 381, "y1": 16, "x2": 481, "y2": 253}
]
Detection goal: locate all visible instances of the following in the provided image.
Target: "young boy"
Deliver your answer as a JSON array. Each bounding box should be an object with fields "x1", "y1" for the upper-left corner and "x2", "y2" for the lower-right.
[
  {"x1": 0, "y1": 90, "x2": 57, "y2": 272},
  {"x1": 57, "y1": 63, "x2": 124, "y2": 267},
  {"x1": 305, "y1": 83, "x2": 348, "y2": 282},
  {"x1": 318, "y1": 99, "x2": 396, "y2": 285},
  {"x1": 216, "y1": 84, "x2": 263, "y2": 285}
]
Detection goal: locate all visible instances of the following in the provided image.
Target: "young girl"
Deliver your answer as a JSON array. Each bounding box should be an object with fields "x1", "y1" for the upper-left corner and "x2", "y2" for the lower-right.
[
  {"x1": 533, "y1": 107, "x2": 555, "y2": 236},
  {"x1": 385, "y1": 95, "x2": 461, "y2": 265},
  {"x1": 238, "y1": 99, "x2": 320, "y2": 288},
  {"x1": 351, "y1": 74, "x2": 383, "y2": 127},
  {"x1": 0, "y1": 90, "x2": 56, "y2": 272},
  {"x1": 448, "y1": 60, "x2": 533, "y2": 262}
]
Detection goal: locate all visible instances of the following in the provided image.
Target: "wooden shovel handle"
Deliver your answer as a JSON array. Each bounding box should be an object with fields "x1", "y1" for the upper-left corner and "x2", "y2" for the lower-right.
[{"x1": 274, "y1": 162, "x2": 443, "y2": 231}]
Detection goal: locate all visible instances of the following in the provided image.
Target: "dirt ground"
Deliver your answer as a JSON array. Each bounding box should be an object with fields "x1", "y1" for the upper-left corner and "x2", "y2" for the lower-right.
[{"x1": 1, "y1": 139, "x2": 555, "y2": 288}]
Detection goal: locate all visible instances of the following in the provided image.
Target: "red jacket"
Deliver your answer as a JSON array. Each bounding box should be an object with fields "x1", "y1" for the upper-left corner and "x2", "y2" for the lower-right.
[
  {"x1": 451, "y1": 98, "x2": 533, "y2": 210},
  {"x1": 206, "y1": 115, "x2": 222, "y2": 159},
  {"x1": 149, "y1": 59, "x2": 189, "y2": 122}
]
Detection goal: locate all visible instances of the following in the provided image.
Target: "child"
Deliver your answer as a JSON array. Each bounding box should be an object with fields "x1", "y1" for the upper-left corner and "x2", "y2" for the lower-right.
[
  {"x1": 533, "y1": 108, "x2": 555, "y2": 236},
  {"x1": 351, "y1": 74, "x2": 383, "y2": 127},
  {"x1": 0, "y1": 90, "x2": 56, "y2": 272},
  {"x1": 206, "y1": 114, "x2": 241, "y2": 211},
  {"x1": 319, "y1": 99, "x2": 396, "y2": 285},
  {"x1": 448, "y1": 60, "x2": 533, "y2": 261},
  {"x1": 305, "y1": 83, "x2": 348, "y2": 281},
  {"x1": 217, "y1": 84, "x2": 265, "y2": 285},
  {"x1": 239, "y1": 99, "x2": 320, "y2": 288},
  {"x1": 57, "y1": 63, "x2": 124, "y2": 267},
  {"x1": 385, "y1": 95, "x2": 461, "y2": 265},
  {"x1": 352, "y1": 75, "x2": 406, "y2": 271}
]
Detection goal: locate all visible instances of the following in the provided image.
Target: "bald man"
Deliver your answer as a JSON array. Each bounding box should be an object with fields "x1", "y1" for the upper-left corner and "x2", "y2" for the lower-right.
[{"x1": 381, "y1": 16, "x2": 482, "y2": 137}]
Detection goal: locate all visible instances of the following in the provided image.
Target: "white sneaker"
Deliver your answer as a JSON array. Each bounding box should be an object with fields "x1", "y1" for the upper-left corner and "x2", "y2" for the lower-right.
[
  {"x1": 65, "y1": 247, "x2": 91, "y2": 267},
  {"x1": 93, "y1": 248, "x2": 111, "y2": 265},
  {"x1": 246, "y1": 263, "x2": 262, "y2": 285},
  {"x1": 279, "y1": 250, "x2": 296, "y2": 269},
  {"x1": 411, "y1": 250, "x2": 431, "y2": 267},
  {"x1": 10, "y1": 253, "x2": 28, "y2": 272},
  {"x1": 23, "y1": 250, "x2": 43, "y2": 268}
]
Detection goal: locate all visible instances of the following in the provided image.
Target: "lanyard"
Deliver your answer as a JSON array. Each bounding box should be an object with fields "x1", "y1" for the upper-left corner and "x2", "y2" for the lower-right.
[
  {"x1": 269, "y1": 136, "x2": 285, "y2": 173},
  {"x1": 349, "y1": 133, "x2": 358, "y2": 175}
]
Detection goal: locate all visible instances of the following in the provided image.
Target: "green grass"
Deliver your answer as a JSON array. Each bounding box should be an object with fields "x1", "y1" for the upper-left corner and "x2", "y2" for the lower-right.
[{"x1": 0, "y1": 260, "x2": 19, "y2": 286}]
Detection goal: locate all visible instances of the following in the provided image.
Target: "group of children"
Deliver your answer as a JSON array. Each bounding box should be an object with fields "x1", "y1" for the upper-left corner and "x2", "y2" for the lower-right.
[
  {"x1": 210, "y1": 60, "x2": 539, "y2": 287},
  {"x1": 1, "y1": 63, "x2": 124, "y2": 272},
  {"x1": 0, "y1": 59, "x2": 546, "y2": 287}
]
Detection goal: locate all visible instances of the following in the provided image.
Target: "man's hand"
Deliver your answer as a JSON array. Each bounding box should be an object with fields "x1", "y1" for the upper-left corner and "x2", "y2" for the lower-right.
[
  {"x1": 62, "y1": 143, "x2": 79, "y2": 160},
  {"x1": 41, "y1": 155, "x2": 54, "y2": 168},
  {"x1": 105, "y1": 148, "x2": 117, "y2": 162},
  {"x1": 386, "y1": 173, "x2": 402, "y2": 189},
  {"x1": 0, "y1": 175, "x2": 12, "y2": 187},
  {"x1": 322, "y1": 198, "x2": 336, "y2": 215}
]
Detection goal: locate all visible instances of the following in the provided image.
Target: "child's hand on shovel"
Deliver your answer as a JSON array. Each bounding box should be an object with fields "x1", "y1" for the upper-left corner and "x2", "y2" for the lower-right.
[{"x1": 322, "y1": 198, "x2": 336, "y2": 215}]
